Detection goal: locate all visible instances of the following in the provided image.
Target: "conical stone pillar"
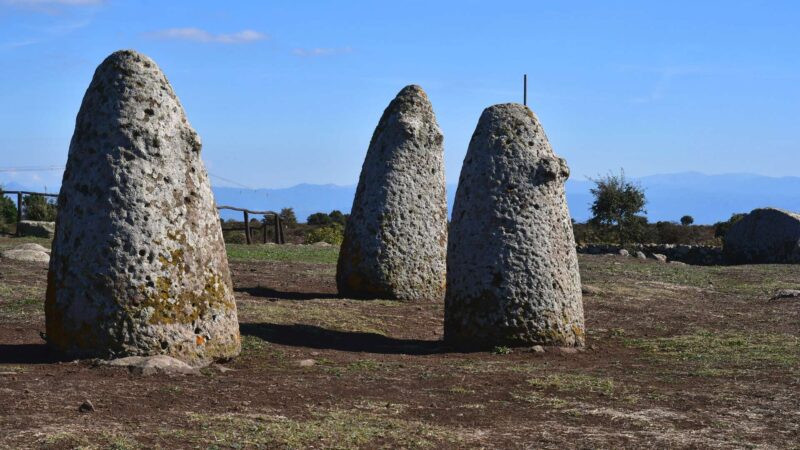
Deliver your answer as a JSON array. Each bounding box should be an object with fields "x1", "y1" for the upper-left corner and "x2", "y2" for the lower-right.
[
  {"x1": 45, "y1": 50, "x2": 240, "y2": 364},
  {"x1": 445, "y1": 103, "x2": 584, "y2": 348},
  {"x1": 336, "y1": 85, "x2": 447, "y2": 301}
]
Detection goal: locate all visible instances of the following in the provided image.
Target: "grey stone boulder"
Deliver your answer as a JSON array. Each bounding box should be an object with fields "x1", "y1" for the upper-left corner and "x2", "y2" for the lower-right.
[
  {"x1": 103, "y1": 355, "x2": 199, "y2": 375},
  {"x1": 1, "y1": 246, "x2": 50, "y2": 263},
  {"x1": 445, "y1": 103, "x2": 584, "y2": 349},
  {"x1": 723, "y1": 208, "x2": 800, "y2": 264},
  {"x1": 618, "y1": 249, "x2": 629, "y2": 257},
  {"x1": 337, "y1": 85, "x2": 447, "y2": 301},
  {"x1": 46, "y1": 50, "x2": 240, "y2": 365},
  {"x1": 635, "y1": 251, "x2": 647, "y2": 260},
  {"x1": 17, "y1": 221, "x2": 55, "y2": 238},
  {"x1": 652, "y1": 253, "x2": 668, "y2": 263}
]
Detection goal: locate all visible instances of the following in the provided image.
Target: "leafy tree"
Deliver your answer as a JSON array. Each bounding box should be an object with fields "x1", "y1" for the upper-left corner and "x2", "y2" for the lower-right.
[
  {"x1": 328, "y1": 210, "x2": 347, "y2": 226},
  {"x1": 588, "y1": 170, "x2": 647, "y2": 244},
  {"x1": 680, "y1": 215, "x2": 694, "y2": 226},
  {"x1": 280, "y1": 207, "x2": 297, "y2": 226},
  {"x1": 306, "y1": 212, "x2": 332, "y2": 225},
  {"x1": 713, "y1": 213, "x2": 746, "y2": 238},
  {"x1": 0, "y1": 187, "x2": 18, "y2": 226},
  {"x1": 22, "y1": 194, "x2": 57, "y2": 221}
]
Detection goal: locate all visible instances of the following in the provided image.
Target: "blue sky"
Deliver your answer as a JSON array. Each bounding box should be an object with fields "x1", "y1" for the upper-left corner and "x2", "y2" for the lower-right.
[{"x1": 0, "y1": 0, "x2": 798, "y2": 191}]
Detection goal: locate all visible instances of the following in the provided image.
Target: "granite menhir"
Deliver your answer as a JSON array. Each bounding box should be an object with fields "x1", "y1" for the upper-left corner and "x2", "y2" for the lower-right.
[
  {"x1": 45, "y1": 50, "x2": 240, "y2": 364},
  {"x1": 445, "y1": 103, "x2": 584, "y2": 348},
  {"x1": 336, "y1": 85, "x2": 447, "y2": 301}
]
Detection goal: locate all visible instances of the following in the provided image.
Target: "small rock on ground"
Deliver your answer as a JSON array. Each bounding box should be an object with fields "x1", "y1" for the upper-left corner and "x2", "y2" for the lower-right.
[
  {"x1": 635, "y1": 251, "x2": 647, "y2": 260},
  {"x1": 581, "y1": 284, "x2": 602, "y2": 296},
  {"x1": 102, "y1": 355, "x2": 200, "y2": 375},
  {"x1": 652, "y1": 253, "x2": 668, "y2": 263},
  {"x1": 771, "y1": 289, "x2": 800, "y2": 300},
  {"x1": 618, "y1": 249, "x2": 629, "y2": 257},
  {"x1": 0, "y1": 247, "x2": 50, "y2": 263},
  {"x1": 78, "y1": 400, "x2": 95, "y2": 413},
  {"x1": 530, "y1": 345, "x2": 545, "y2": 354},
  {"x1": 296, "y1": 359, "x2": 316, "y2": 367}
]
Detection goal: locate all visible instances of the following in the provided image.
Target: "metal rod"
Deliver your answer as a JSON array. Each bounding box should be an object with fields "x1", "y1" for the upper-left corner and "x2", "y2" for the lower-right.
[{"x1": 523, "y1": 74, "x2": 527, "y2": 106}]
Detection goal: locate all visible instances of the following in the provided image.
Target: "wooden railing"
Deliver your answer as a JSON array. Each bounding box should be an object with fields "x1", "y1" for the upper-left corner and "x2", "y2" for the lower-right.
[
  {"x1": 0, "y1": 191, "x2": 285, "y2": 245},
  {"x1": 1, "y1": 191, "x2": 58, "y2": 236},
  {"x1": 216, "y1": 206, "x2": 285, "y2": 245}
]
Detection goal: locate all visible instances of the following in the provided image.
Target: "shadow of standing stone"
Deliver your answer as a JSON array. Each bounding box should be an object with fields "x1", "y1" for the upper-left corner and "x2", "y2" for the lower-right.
[
  {"x1": 445, "y1": 103, "x2": 585, "y2": 349},
  {"x1": 336, "y1": 85, "x2": 447, "y2": 301}
]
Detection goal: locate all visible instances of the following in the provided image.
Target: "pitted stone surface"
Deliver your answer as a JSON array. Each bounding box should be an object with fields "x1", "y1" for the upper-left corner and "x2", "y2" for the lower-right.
[
  {"x1": 445, "y1": 103, "x2": 584, "y2": 348},
  {"x1": 724, "y1": 207, "x2": 800, "y2": 264},
  {"x1": 46, "y1": 50, "x2": 240, "y2": 364},
  {"x1": 336, "y1": 85, "x2": 447, "y2": 301}
]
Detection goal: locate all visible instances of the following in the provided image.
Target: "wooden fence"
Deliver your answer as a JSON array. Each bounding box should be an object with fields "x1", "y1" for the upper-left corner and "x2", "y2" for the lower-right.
[
  {"x1": 2, "y1": 191, "x2": 58, "y2": 236},
  {"x1": 1, "y1": 191, "x2": 284, "y2": 245},
  {"x1": 216, "y1": 205, "x2": 285, "y2": 245}
]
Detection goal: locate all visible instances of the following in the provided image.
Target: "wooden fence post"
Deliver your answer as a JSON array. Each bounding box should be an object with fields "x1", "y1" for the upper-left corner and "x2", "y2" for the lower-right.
[
  {"x1": 244, "y1": 210, "x2": 251, "y2": 245},
  {"x1": 262, "y1": 217, "x2": 268, "y2": 244},
  {"x1": 278, "y1": 216, "x2": 284, "y2": 244},
  {"x1": 16, "y1": 192, "x2": 22, "y2": 236}
]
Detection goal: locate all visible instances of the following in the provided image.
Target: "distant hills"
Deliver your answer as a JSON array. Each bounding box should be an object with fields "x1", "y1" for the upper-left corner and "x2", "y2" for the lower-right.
[
  {"x1": 4, "y1": 172, "x2": 798, "y2": 225},
  {"x1": 212, "y1": 172, "x2": 799, "y2": 224}
]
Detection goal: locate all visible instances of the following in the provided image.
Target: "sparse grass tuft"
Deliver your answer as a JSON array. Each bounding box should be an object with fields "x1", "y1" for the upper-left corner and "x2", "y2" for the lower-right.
[
  {"x1": 527, "y1": 373, "x2": 617, "y2": 397},
  {"x1": 182, "y1": 409, "x2": 468, "y2": 449}
]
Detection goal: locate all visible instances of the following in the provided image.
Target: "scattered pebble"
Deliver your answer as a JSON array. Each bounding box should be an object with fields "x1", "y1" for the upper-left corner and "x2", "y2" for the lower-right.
[
  {"x1": 78, "y1": 400, "x2": 95, "y2": 413},
  {"x1": 297, "y1": 359, "x2": 316, "y2": 367},
  {"x1": 530, "y1": 345, "x2": 545, "y2": 354}
]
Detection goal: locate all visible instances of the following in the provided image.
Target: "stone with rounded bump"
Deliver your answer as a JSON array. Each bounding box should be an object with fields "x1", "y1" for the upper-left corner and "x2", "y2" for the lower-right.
[{"x1": 445, "y1": 103, "x2": 584, "y2": 348}]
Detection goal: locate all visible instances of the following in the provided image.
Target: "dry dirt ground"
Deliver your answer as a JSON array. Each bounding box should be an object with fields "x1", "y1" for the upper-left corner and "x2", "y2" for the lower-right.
[{"x1": 0, "y1": 238, "x2": 798, "y2": 449}]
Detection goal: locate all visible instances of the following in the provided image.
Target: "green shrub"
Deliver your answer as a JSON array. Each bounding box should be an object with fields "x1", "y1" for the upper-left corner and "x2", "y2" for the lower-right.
[{"x1": 305, "y1": 224, "x2": 344, "y2": 245}]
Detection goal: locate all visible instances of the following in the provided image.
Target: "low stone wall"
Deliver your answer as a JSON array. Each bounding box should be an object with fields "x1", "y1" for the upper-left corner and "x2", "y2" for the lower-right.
[
  {"x1": 577, "y1": 243, "x2": 725, "y2": 266},
  {"x1": 17, "y1": 220, "x2": 55, "y2": 238}
]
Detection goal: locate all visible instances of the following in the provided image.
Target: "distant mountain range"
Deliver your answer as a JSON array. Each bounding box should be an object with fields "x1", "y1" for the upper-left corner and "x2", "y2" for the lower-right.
[
  {"x1": 3, "y1": 172, "x2": 798, "y2": 224},
  {"x1": 211, "y1": 172, "x2": 799, "y2": 224}
]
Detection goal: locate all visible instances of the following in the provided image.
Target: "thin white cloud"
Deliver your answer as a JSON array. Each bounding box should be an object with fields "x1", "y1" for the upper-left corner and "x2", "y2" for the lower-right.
[
  {"x1": 4, "y1": 0, "x2": 103, "y2": 4},
  {"x1": 2, "y1": 0, "x2": 104, "y2": 13},
  {"x1": 618, "y1": 65, "x2": 708, "y2": 104},
  {"x1": 144, "y1": 28, "x2": 269, "y2": 44},
  {"x1": 293, "y1": 47, "x2": 352, "y2": 57}
]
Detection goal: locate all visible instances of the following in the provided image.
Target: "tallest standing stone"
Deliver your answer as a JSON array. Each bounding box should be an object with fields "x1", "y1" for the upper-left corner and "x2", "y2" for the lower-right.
[
  {"x1": 337, "y1": 85, "x2": 447, "y2": 301},
  {"x1": 45, "y1": 50, "x2": 240, "y2": 363}
]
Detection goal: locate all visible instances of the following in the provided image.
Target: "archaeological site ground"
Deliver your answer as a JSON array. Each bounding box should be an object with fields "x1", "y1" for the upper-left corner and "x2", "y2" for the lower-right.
[{"x1": 1, "y1": 236, "x2": 798, "y2": 449}]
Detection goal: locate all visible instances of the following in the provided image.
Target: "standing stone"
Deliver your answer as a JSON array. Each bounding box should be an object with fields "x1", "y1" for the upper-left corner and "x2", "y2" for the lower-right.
[
  {"x1": 445, "y1": 103, "x2": 584, "y2": 348},
  {"x1": 45, "y1": 50, "x2": 240, "y2": 364},
  {"x1": 724, "y1": 207, "x2": 800, "y2": 264},
  {"x1": 336, "y1": 85, "x2": 447, "y2": 301}
]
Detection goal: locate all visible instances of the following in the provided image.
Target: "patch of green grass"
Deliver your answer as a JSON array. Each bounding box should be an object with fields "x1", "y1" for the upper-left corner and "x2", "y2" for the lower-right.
[
  {"x1": 527, "y1": 373, "x2": 617, "y2": 397},
  {"x1": 0, "y1": 284, "x2": 43, "y2": 322},
  {"x1": 510, "y1": 391, "x2": 570, "y2": 408},
  {"x1": 241, "y1": 300, "x2": 387, "y2": 335},
  {"x1": 182, "y1": 409, "x2": 468, "y2": 449},
  {"x1": 625, "y1": 330, "x2": 800, "y2": 375},
  {"x1": 226, "y1": 243, "x2": 339, "y2": 264},
  {"x1": 35, "y1": 430, "x2": 142, "y2": 450},
  {"x1": 0, "y1": 236, "x2": 52, "y2": 251},
  {"x1": 579, "y1": 255, "x2": 800, "y2": 297}
]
